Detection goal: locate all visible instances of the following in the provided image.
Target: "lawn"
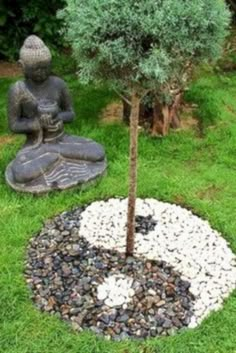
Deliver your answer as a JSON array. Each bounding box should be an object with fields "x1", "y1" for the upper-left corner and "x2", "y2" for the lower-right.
[{"x1": 0, "y1": 65, "x2": 236, "y2": 353}]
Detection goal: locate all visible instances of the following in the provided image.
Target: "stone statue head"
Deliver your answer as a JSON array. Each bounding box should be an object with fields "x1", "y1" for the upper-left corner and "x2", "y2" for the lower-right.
[{"x1": 19, "y1": 35, "x2": 52, "y2": 83}]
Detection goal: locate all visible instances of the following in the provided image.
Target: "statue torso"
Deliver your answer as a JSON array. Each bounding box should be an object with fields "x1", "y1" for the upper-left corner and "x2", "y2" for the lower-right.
[
  {"x1": 12, "y1": 76, "x2": 67, "y2": 144},
  {"x1": 17, "y1": 76, "x2": 65, "y2": 119}
]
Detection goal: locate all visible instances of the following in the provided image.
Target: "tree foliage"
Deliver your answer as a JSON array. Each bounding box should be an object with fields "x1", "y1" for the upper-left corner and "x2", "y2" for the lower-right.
[
  {"x1": 0, "y1": 0, "x2": 65, "y2": 60},
  {"x1": 60, "y1": 0, "x2": 230, "y2": 91}
]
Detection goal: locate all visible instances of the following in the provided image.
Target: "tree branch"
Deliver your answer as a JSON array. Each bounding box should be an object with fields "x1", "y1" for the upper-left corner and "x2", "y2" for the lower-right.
[{"x1": 113, "y1": 89, "x2": 131, "y2": 106}]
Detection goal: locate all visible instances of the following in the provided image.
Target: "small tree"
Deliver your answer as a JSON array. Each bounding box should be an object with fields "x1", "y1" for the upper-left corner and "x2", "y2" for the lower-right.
[{"x1": 60, "y1": 0, "x2": 230, "y2": 256}]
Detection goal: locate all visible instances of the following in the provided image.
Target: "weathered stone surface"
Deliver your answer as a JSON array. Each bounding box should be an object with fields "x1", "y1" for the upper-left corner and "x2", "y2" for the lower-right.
[{"x1": 5, "y1": 35, "x2": 106, "y2": 194}]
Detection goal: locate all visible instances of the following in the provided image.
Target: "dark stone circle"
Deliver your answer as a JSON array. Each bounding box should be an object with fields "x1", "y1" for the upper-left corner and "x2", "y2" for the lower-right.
[
  {"x1": 25, "y1": 203, "x2": 195, "y2": 340},
  {"x1": 135, "y1": 215, "x2": 157, "y2": 235}
]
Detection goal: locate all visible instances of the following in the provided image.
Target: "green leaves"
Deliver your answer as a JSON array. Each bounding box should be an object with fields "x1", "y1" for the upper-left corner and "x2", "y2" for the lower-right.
[
  {"x1": 0, "y1": 3, "x2": 8, "y2": 27},
  {"x1": 0, "y1": 1, "x2": 66, "y2": 60},
  {"x1": 0, "y1": 14, "x2": 7, "y2": 27},
  {"x1": 60, "y1": 0, "x2": 231, "y2": 93}
]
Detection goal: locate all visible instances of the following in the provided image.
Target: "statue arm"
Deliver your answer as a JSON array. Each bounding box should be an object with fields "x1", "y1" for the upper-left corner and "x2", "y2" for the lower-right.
[
  {"x1": 57, "y1": 82, "x2": 75, "y2": 123},
  {"x1": 8, "y1": 85, "x2": 40, "y2": 134}
]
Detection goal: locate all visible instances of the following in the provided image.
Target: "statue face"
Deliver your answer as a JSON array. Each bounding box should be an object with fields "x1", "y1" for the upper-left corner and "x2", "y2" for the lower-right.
[{"x1": 23, "y1": 61, "x2": 51, "y2": 83}]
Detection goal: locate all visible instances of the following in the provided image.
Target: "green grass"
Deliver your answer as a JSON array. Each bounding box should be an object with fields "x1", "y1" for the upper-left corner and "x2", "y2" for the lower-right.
[{"x1": 0, "y1": 69, "x2": 236, "y2": 353}]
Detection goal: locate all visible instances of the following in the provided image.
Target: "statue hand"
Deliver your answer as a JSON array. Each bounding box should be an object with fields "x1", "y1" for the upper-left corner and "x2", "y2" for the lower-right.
[
  {"x1": 32, "y1": 117, "x2": 41, "y2": 131},
  {"x1": 50, "y1": 112, "x2": 61, "y2": 124},
  {"x1": 47, "y1": 119, "x2": 63, "y2": 132},
  {"x1": 39, "y1": 113, "x2": 53, "y2": 128}
]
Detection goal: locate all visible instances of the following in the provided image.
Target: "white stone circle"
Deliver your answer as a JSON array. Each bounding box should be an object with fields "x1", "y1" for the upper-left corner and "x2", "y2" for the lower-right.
[
  {"x1": 97, "y1": 274, "x2": 135, "y2": 307},
  {"x1": 78, "y1": 198, "x2": 236, "y2": 329}
]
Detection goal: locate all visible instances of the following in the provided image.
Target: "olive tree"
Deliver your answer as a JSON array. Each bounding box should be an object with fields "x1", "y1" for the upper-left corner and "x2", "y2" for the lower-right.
[{"x1": 60, "y1": 0, "x2": 230, "y2": 256}]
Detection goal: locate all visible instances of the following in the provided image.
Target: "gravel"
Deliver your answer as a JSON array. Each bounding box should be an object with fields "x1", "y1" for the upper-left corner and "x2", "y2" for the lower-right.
[
  {"x1": 78, "y1": 198, "x2": 236, "y2": 328},
  {"x1": 25, "y1": 198, "x2": 236, "y2": 339}
]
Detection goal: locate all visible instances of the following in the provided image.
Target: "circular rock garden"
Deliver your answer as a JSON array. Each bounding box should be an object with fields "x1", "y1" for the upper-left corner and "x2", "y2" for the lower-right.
[{"x1": 25, "y1": 198, "x2": 236, "y2": 340}]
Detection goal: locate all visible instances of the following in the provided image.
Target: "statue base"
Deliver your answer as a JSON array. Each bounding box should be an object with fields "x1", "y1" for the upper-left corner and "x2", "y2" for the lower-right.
[{"x1": 6, "y1": 158, "x2": 107, "y2": 194}]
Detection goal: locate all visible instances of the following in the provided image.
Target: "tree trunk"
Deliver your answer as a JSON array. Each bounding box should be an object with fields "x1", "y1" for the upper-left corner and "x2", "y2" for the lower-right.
[
  {"x1": 151, "y1": 98, "x2": 170, "y2": 136},
  {"x1": 126, "y1": 92, "x2": 140, "y2": 257},
  {"x1": 151, "y1": 93, "x2": 182, "y2": 135},
  {"x1": 122, "y1": 92, "x2": 183, "y2": 136},
  {"x1": 122, "y1": 98, "x2": 148, "y2": 127},
  {"x1": 122, "y1": 98, "x2": 131, "y2": 125},
  {"x1": 169, "y1": 92, "x2": 182, "y2": 129}
]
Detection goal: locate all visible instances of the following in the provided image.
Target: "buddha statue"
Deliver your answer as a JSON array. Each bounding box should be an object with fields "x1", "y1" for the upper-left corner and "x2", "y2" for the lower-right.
[{"x1": 5, "y1": 35, "x2": 107, "y2": 193}]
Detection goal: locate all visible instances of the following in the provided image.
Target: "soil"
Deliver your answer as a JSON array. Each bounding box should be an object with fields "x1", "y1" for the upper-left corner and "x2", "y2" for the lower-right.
[
  {"x1": 101, "y1": 101, "x2": 199, "y2": 134},
  {"x1": 0, "y1": 136, "x2": 15, "y2": 145},
  {"x1": 197, "y1": 185, "x2": 223, "y2": 201},
  {"x1": 0, "y1": 61, "x2": 22, "y2": 77},
  {"x1": 180, "y1": 105, "x2": 199, "y2": 131},
  {"x1": 101, "y1": 101, "x2": 123, "y2": 124}
]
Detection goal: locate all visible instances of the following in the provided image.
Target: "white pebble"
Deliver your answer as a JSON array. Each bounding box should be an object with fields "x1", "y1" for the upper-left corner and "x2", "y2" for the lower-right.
[{"x1": 79, "y1": 198, "x2": 236, "y2": 328}]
